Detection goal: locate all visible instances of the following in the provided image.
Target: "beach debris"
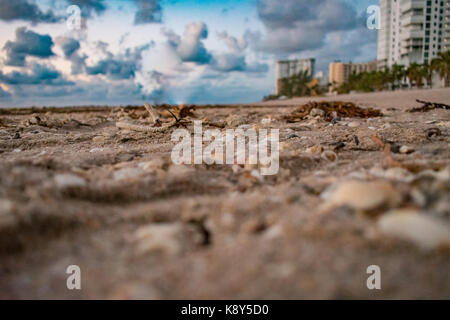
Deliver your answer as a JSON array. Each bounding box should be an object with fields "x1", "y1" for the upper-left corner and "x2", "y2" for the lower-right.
[
  {"x1": 306, "y1": 145, "x2": 324, "y2": 154},
  {"x1": 54, "y1": 174, "x2": 87, "y2": 188},
  {"x1": 144, "y1": 102, "x2": 162, "y2": 126},
  {"x1": 284, "y1": 101, "x2": 382, "y2": 123},
  {"x1": 383, "y1": 144, "x2": 445, "y2": 173},
  {"x1": 132, "y1": 223, "x2": 185, "y2": 255},
  {"x1": 332, "y1": 141, "x2": 347, "y2": 151},
  {"x1": 116, "y1": 121, "x2": 176, "y2": 133},
  {"x1": 116, "y1": 103, "x2": 195, "y2": 133},
  {"x1": 354, "y1": 136, "x2": 360, "y2": 146},
  {"x1": 226, "y1": 114, "x2": 246, "y2": 127},
  {"x1": 261, "y1": 117, "x2": 273, "y2": 125},
  {"x1": 425, "y1": 127, "x2": 441, "y2": 139},
  {"x1": 112, "y1": 167, "x2": 143, "y2": 181},
  {"x1": 177, "y1": 105, "x2": 197, "y2": 119},
  {"x1": 378, "y1": 209, "x2": 450, "y2": 250},
  {"x1": 348, "y1": 121, "x2": 360, "y2": 128},
  {"x1": 369, "y1": 167, "x2": 415, "y2": 183},
  {"x1": 408, "y1": 99, "x2": 450, "y2": 113},
  {"x1": 310, "y1": 108, "x2": 325, "y2": 117},
  {"x1": 399, "y1": 145, "x2": 415, "y2": 154},
  {"x1": 370, "y1": 135, "x2": 401, "y2": 153},
  {"x1": 0, "y1": 199, "x2": 16, "y2": 229},
  {"x1": 20, "y1": 114, "x2": 91, "y2": 128},
  {"x1": 321, "y1": 150, "x2": 337, "y2": 162},
  {"x1": 131, "y1": 223, "x2": 204, "y2": 255},
  {"x1": 331, "y1": 116, "x2": 342, "y2": 124},
  {"x1": 322, "y1": 180, "x2": 401, "y2": 213},
  {"x1": 0, "y1": 118, "x2": 9, "y2": 128}
]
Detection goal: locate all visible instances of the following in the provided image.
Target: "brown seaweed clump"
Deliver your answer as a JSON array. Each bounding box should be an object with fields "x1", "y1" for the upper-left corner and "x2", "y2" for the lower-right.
[{"x1": 285, "y1": 101, "x2": 383, "y2": 122}]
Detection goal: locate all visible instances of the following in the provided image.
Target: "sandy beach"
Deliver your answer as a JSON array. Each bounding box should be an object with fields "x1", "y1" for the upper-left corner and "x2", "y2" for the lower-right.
[{"x1": 0, "y1": 88, "x2": 449, "y2": 299}]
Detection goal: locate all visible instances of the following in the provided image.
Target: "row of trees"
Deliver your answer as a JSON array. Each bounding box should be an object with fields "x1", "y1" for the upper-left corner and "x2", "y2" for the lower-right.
[
  {"x1": 264, "y1": 50, "x2": 449, "y2": 100},
  {"x1": 337, "y1": 50, "x2": 450, "y2": 94},
  {"x1": 277, "y1": 70, "x2": 318, "y2": 98}
]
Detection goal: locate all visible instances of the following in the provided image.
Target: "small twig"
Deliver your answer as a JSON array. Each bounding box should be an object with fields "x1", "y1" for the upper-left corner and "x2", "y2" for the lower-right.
[
  {"x1": 144, "y1": 103, "x2": 162, "y2": 126},
  {"x1": 116, "y1": 120, "x2": 176, "y2": 133},
  {"x1": 167, "y1": 109, "x2": 180, "y2": 122}
]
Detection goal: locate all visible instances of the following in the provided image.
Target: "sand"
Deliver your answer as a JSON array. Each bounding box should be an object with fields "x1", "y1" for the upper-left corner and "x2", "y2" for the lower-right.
[{"x1": 0, "y1": 88, "x2": 449, "y2": 299}]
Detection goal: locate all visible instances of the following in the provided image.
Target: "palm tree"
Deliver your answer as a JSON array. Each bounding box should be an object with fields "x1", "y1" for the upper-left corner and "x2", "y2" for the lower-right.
[
  {"x1": 408, "y1": 63, "x2": 427, "y2": 88},
  {"x1": 431, "y1": 51, "x2": 450, "y2": 87},
  {"x1": 280, "y1": 70, "x2": 313, "y2": 97},
  {"x1": 373, "y1": 69, "x2": 391, "y2": 91},
  {"x1": 423, "y1": 64, "x2": 433, "y2": 88},
  {"x1": 390, "y1": 64, "x2": 406, "y2": 89}
]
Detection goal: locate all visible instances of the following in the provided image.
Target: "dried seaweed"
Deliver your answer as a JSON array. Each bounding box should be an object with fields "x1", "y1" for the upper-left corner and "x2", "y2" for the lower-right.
[
  {"x1": 178, "y1": 105, "x2": 197, "y2": 119},
  {"x1": 408, "y1": 99, "x2": 450, "y2": 113},
  {"x1": 285, "y1": 101, "x2": 382, "y2": 122}
]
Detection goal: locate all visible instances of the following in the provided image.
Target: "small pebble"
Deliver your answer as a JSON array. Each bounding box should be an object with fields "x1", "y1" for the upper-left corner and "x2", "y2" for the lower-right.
[
  {"x1": 306, "y1": 146, "x2": 324, "y2": 154},
  {"x1": 132, "y1": 223, "x2": 202, "y2": 255},
  {"x1": 132, "y1": 223, "x2": 184, "y2": 255},
  {"x1": 399, "y1": 145, "x2": 415, "y2": 154},
  {"x1": 310, "y1": 108, "x2": 325, "y2": 117},
  {"x1": 348, "y1": 121, "x2": 360, "y2": 128},
  {"x1": 260, "y1": 117, "x2": 272, "y2": 125},
  {"x1": 92, "y1": 136, "x2": 105, "y2": 143},
  {"x1": 378, "y1": 209, "x2": 450, "y2": 250},
  {"x1": 0, "y1": 199, "x2": 16, "y2": 228},
  {"x1": 322, "y1": 180, "x2": 401, "y2": 212},
  {"x1": 321, "y1": 150, "x2": 337, "y2": 162},
  {"x1": 54, "y1": 174, "x2": 87, "y2": 188},
  {"x1": 113, "y1": 167, "x2": 143, "y2": 181}
]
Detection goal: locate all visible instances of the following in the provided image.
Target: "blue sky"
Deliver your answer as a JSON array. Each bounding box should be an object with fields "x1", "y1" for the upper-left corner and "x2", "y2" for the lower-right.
[{"x1": 0, "y1": 0, "x2": 380, "y2": 107}]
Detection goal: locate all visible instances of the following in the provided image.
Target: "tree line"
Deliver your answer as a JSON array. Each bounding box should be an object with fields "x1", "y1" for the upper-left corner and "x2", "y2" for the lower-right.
[
  {"x1": 264, "y1": 50, "x2": 449, "y2": 100},
  {"x1": 337, "y1": 50, "x2": 450, "y2": 94}
]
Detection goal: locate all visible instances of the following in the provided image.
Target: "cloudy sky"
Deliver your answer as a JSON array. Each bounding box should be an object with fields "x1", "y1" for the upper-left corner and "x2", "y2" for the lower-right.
[{"x1": 0, "y1": 0, "x2": 379, "y2": 107}]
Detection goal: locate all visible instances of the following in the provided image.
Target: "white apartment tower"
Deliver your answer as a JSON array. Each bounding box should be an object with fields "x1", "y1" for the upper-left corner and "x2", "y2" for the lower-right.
[{"x1": 377, "y1": 0, "x2": 450, "y2": 69}]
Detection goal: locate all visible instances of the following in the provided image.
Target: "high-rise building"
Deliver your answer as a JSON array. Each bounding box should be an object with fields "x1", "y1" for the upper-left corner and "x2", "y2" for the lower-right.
[
  {"x1": 329, "y1": 62, "x2": 352, "y2": 87},
  {"x1": 329, "y1": 60, "x2": 377, "y2": 90},
  {"x1": 445, "y1": 1, "x2": 450, "y2": 51},
  {"x1": 377, "y1": 0, "x2": 449, "y2": 69},
  {"x1": 275, "y1": 58, "x2": 315, "y2": 94}
]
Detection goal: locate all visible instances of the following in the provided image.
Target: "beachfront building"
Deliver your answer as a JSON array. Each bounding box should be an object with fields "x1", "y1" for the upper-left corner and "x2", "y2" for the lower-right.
[
  {"x1": 445, "y1": 0, "x2": 450, "y2": 51},
  {"x1": 329, "y1": 62, "x2": 352, "y2": 88},
  {"x1": 377, "y1": 0, "x2": 449, "y2": 69},
  {"x1": 275, "y1": 58, "x2": 315, "y2": 95},
  {"x1": 329, "y1": 60, "x2": 377, "y2": 90}
]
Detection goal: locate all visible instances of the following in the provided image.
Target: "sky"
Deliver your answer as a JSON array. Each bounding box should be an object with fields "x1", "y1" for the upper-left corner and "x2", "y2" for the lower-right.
[{"x1": 0, "y1": 0, "x2": 379, "y2": 107}]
